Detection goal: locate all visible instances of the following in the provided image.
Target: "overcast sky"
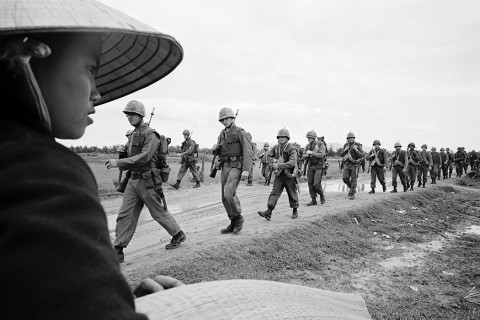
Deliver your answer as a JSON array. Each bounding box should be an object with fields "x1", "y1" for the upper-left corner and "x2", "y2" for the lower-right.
[{"x1": 61, "y1": 0, "x2": 480, "y2": 152}]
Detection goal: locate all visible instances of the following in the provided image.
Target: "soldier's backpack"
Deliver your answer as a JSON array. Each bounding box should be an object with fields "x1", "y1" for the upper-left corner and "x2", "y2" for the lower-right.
[{"x1": 153, "y1": 132, "x2": 171, "y2": 182}]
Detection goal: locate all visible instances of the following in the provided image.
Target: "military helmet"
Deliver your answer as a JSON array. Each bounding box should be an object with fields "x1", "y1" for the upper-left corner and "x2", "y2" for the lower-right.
[
  {"x1": 458, "y1": 147, "x2": 461, "y2": 150},
  {"x1": 421, "y1": 144, "x2": 428, "y2": 149},
  {"x1": 125, "y1": 129, "x2": 133, "y2": 136},
  {"x1": 277, "y1": 128, "x2": 290, "y2": 140},
  {"x1": 306, "y1": 130, "x2": 317, "y2": 139},
  {"x1": 182, "y1": 129, "x2": 190, "y2": 135},
  {"x1": 373, "y1": 139, "x2": 381, "y2": 146},
  {"x1": 446, "y1": 147, "x2": 450, "y2": 151},
  {"x1": 346, "y1": 132, "x2": 355, "y2": 139},
  {"x1": 263, "y1": 142, "x2": 270, "y2": 147},
  {"x1": 440, "y1": 147, "x2": 445, "y2": 151},
  {"x1": 408, "y1": 142, "x2": 415, "y2": 148},
  {"x1": 123, "y1": 100, "x2": 145, "y2": 117},
  {"x1": 218, "y1": 107, "x2": 236, "y2": 121},
  {"x1": 394, "y1": 142, "x2": 402, "y2": 148},
  {"x1": 431, "y1": 147, "x2": 437, "y2": 152}
]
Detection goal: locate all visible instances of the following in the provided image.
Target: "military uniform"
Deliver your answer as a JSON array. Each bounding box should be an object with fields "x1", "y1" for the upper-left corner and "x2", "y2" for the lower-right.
[
  {"x1": 305, "y1": 135, "x2": 327, "y2": 205},
  {"x1": 430, "y1": 147, "x2": 441, "y2": 183},
  {"x1": 173, "y1": 133, "x2": 200, "y2": 188},
  {"x1": 367, "y1": 140, "x2": 387, "y2": 193},
  {"x1": 454, "y1": 148, "x2": 466, "y2": 177},
  {"x1": 439, "y1": 148, "x2": 448, "y2": 179},
  {"x1": 468, "y1": 150, "x2": 478, "y2": 171},
  {"x1": 446, "y1": 148, "x2": 454, "y2": 178},
  {"x1": 114, "y1": 123, "x2": 183, "y2": 251},
  {"x1": 259, "y1": 143, "x2": 273, "y2": 185},
  {"x1": 340, "y1": 132, "x2": 364, "y2": 200},
  {"x1": 247, "y1": 138, "x2": 257, "y2": 186},
  {"x1": 417, "y1": 145, "x2": 432, "y2": 187},
  {"x1": 390, "y1": 143, "x2": 408, "y2": 192}
]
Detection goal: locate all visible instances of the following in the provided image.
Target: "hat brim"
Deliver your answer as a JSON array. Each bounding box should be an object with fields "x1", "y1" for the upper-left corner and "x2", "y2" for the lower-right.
[
  {"x1": 135, "y1": 279, "x2": 372, "y2": 319},
  {"x1": 0, "y1": 0, "x2": 183, "y2": 105}
]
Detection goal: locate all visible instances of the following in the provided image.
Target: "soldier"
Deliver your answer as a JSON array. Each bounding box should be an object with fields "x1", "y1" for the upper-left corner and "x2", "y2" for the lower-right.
[
  {"x1": 245, "y1": 132, "x2": 257, "y2": 186},
  {"x1": 469, "y1": 150, "x2": 479, "y2": 171},
  {"x1": 389, "y1": 142, "x2": 408, "y2": 192},
  {"x1": 462, "y1": 147, "x2": 469, "y2": 173},
  {"x1": 340, "y1": 132, "x2": 365, "y2": 200},
  {"x1": 454, "y1": 147, "x2": 466, "y2": 177},
  {"x1": 259, "y1": 142, "x2": 273, "y2": 185},
  {"x1": 171, "y1": 129, "x2": 200, "y2": 189},
  {"x1": 439, "y1": 148, "x2": 449, "y2": 179},
  {"x1": 446, "y1": 147, "x2": 454, "y2": 178},
  {"x1": 212, "y1": 107, "x2": 253, "y2": 234},
  {"x1": 417, "y1": 144, "x2": 432, "y2": 187},
  {"x1": 258, "y1": 128, "x2": 299, "y2": 220},
  {"x1": 366, "y1": 139, "x2": 387, "y2": 193},
  {"x1": 106, "y1": 100, "x2": 186, "y2": 260},
  {"x1": 406, "y1": 142, "x2": 420, "y2": 190},
  {"x1": 0, "y1": 0, "x2": 184, "y2": 317},
  {"x1": 430, "y1": 147, "x2": 441, "y2": 184},
  {"x1": 304, "y1": 130, "x2": 326, "y2": 205}
]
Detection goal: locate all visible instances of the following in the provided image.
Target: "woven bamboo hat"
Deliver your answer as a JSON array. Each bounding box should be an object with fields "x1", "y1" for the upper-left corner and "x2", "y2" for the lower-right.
[
  {"x1": 0, "y1": 0, "x2": 183, "y2": 105},
  {"x1": 135, "y1": 279, "x2": 372, "y2": 319}
]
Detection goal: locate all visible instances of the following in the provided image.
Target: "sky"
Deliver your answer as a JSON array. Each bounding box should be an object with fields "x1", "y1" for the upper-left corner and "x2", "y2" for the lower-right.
[{"x1": 60, "y1": 0, "x2": 480, "y2": 152}]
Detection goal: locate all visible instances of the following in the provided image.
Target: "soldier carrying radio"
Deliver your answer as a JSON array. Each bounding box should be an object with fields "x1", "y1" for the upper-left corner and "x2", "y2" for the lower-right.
[
  {"x1": 171, "y1": 129, "x2": 201, "y2": 189},
  {"x1": 258, "y1": 128, "x2": 300, "y2": 220},
  {"x1": 105, "y1": 100, "x2": 186, "y2": 262},
  {"x1": 303, "y1": 130, "x2": 326, "y2": 206},
  {"x1": 212, "y1": 107, "x2": 253, "y2": 235}
]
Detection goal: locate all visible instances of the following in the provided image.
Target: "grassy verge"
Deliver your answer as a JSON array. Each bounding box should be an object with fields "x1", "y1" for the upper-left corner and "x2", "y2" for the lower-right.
[{"x1": 133, "y1": 186, "x2": 480, "y2": 319}]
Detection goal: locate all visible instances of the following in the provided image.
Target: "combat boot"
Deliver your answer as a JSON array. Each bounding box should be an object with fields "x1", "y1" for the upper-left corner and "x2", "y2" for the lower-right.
[
  {"x1": 221, "y1": 219, "x2": 236, "y2": 234},
  {"x1": 114, "y1": 246, "x2": 124, "y2": 263},
  {"x1": 170, "y1": 180, "x2": 181, "y2": 189},
  {"x1": 422, "y1": 182, "x2": 426, "y2": 188},
  {"x1": 320, "y1": 193, "x2": 325, "y2": 204},
  {"x1": 382, "y1": 184, "x2": 387, "y2": 192},
  {"x1": 307, "y1": 198, "x2": 317, "y2": 206},
  {"x1": 165, "y1": 230, "x2": 186, "y2": 250},
  {"x1": 246, "y1": 181, "x2": 252, "y2": 186},
  {"x1": 233, "y1": 215, "x2": 244, "y2": 234},
  {"x1": 390, "y1": 187, "x2": 397, "y2": 193},
  {"x1": 348, "y1": 192, "x2": 355, "y2": 200},
  {"x1": 291, "y1": 208, "x2": 298, "y2": 219},
  {"x1": 258, "y1": 208, "x2": 272, "y2": 221},
  {"x1": 368, "y1": 188, "x2": 375, "y2": 194},
  {"x1": 431, "y1": 178, "x2": 436, "y2": 184},
  {"x1": 417, "y1": 181, "x2": 422, "y2": 187},
  {"x1": 193, "y1": 181, "x2": 200, "y2": 188},
  {"x1": 410, "y1": 185, "x2": 414, "y2": 191},
  {"x1": 403, "y1": 184, "x2": 407, "y2": 192}
]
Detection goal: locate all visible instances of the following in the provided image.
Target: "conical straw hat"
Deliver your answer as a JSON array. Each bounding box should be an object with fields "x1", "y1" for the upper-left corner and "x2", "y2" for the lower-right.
[
  {"x1": 135, "y1": 279, "x2": 372, "y2": 320},
  {"x1": 0, "y1": 0, "x2": 183, "y2": 105}
]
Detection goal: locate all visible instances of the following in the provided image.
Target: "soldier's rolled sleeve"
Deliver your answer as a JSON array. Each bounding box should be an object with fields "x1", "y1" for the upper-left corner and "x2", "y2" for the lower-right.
[{"x1": 117, "y1": 132, "x2": 160, "y2": 170}]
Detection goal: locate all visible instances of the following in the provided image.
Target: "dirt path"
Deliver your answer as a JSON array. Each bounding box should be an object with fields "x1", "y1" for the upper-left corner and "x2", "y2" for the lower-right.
[{"x1": 101, "y1": 173, "x2": 461, "y2": 282}]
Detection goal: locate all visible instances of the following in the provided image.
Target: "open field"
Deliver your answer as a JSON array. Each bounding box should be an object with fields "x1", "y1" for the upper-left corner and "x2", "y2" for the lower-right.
[{"x1": 85, "y1": 153, "x2": 480, "y2": 319}]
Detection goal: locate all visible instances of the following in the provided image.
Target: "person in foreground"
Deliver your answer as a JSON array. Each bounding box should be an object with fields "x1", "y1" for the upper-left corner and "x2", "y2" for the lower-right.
[{"x1": 0, "y1": 0, "x2": 184, "y2": 319}]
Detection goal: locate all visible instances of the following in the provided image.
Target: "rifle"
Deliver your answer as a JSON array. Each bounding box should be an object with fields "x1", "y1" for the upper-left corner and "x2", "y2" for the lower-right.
[
  {"x1": 147, "y1": 107, "x2": 155, "y2": 126},
  {"x1": 209, "y1": 149, "x2": 220, "y2": 178},
  {"x1": 266, "y1": 159, "x2": 277, "y2": 186},
  {"x1": 303, "y1": 157, "x2": 309, "y2": 176}
]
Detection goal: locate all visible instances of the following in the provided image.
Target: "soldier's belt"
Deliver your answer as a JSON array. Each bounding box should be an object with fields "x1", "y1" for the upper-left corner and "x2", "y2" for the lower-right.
[{"x1": 131, "y1": 171, "x2": 151, "y2": 180}]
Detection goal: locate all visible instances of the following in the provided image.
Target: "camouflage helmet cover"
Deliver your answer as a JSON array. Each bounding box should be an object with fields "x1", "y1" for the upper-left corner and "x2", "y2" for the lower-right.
[
  {"x1": 182, "y1": 129, "x2": 190, "y2": 135},
  {"x1": 346, "y1": 132, "x2": 355, "y2": 139},
  {"x1": 446, "y1": 147, "x2": 450, "y2": 151},
  {"x1": 421, "y1": 144, "x2": 428, "y2": 149},
  {"x1": 218, "y1": 107, "x2": 236, "y2": 121},
  {"x1": 373, "y1": 139, "x2": 381, "y2": 146},
  {"x1": 306, "y1": 130, "x2": 317, "y2": 139},
  {"x1": 123, "y1": 100, "x2": 145, "y2": 117},
  {"x1": 408, "y1": 142, "x2": 415, "y2": 148},
  {"x1": 394, "y1": 142, "x2": 402, "y2": 148},
  {"x1": 277, "y1": 128, "x2": 290, "y2": 139}
]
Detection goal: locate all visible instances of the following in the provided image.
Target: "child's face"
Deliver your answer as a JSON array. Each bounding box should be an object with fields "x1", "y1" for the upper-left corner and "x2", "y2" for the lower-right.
[{"x1": 31, "y1": 33, "x2": 102, "y2": 139}]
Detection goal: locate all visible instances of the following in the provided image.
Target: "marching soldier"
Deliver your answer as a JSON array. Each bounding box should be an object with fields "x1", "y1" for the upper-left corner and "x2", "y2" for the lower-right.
[
  {"x1": 106, "y1": 101, "x2": 186, "y2": 262},
  {"x1": 171, "y1": 129, "x2": 201, "y2": 189},
  {"x1": 430, "y1": 147, "x2": 441, "y2": 184},
  {"x1": 389, "y1": 142, "x2": 408, "y2": 192},
  {"x1": 454, "y1": 147, "x2": 466, "y2": 177},
  {"x1": 259, "y1": 142, "x2": 273, "y2": 185},
  {"x1": 439, "y1": 148, "x2": 449, "y2": 179},
  {"x1": 446, "y1": 147, "x2": 454, "y2": 178},
  {"x1": 258, "y1": 128, "x2": 299, "y2": 220},
  {"x1": 366, "y1": 139, "x2": 387, "y2": 193},
  {"x1": 212, "y1": 107, "x2": 253, "y2": 234},
  {"x1": 469, "y1": 150, "x2": 478, "y2": 171},
  {"x1": 245, "y1": 132, "x2": 257, "y2": 186},
  {"x1": 304, "y1": 130, "x2": 326, "y2": 205},
  {"x1": 462, "y1": 147, "x2": 469, "y2": 173},
  {"x1": 417, "y1": 144, "x2": 432, "y2": 187},
  {"x1": 340, "y1": 132, "x2": 365, "y2": 200},
  {"x1": 406, "y1": 142, "x2": 420, "y2": 190}
]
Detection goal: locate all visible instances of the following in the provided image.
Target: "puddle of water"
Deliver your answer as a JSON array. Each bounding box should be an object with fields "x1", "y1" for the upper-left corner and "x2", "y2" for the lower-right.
[{"x1": 465, "y1": 225, "x2": 480, "y2": 235}]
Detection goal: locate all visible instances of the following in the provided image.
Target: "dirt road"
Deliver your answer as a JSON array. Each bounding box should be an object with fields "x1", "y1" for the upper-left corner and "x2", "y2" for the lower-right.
[{"x1": 101, "y1": 172, "x2": 429, "y2": 281}]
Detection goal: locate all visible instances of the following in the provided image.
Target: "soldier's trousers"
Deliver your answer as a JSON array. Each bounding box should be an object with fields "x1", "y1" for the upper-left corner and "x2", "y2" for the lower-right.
[
  {"x1": 177, "y1": 160, "x2": 200, "y2": 182},
  {"x1": 392, "y1": 166, "x2": 406, "y2": 188},
  {"x1": 267, "y1": 174, "x2": 299, "y2": 210},
  {"x1": 441, "y1": 164, "x2": 448, "y2": 178},
  {"x1": 448, "y1": 163, "x2": 453, "y2": 176},
  {"x1": 261, "y1": 163, "x2": 270, "y2": 179},
  {"x1": 342, "y1": 163, "x2": 358, "y2": 194},
  {"x1": 417, "y1": 164, "x2": 429, "y2": 184},
  {"x1": 455, "y1": 162, "x2": 464, "y2": 176},
  {"x1": 407, "y1": 166, "x2": 417, "y2": 186},
  {"x1": 307, "y1": 164, "x2": 324, "y2": 199},
  {"x1": 247, "y1": 162, "x2": 255, "y2": 183},
  {"x1": 221, "y1": 162, "x2": 243, "y2": 219},
  {"x1": 114, "y1": 177, "x2": 181, "y2": 248},
  {"x1": 370, "y1": 166, "x2": 386, "y2": 189},
  {"x1": 430, "y1": 163, "x2": 440, "y2": 180}
]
